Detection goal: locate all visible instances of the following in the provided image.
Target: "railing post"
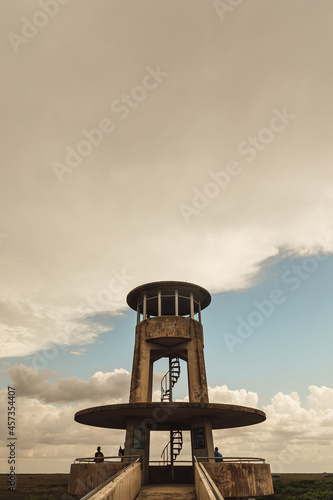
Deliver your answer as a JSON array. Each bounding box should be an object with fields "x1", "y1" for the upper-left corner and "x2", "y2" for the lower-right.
[
  {"x1": 169, "y1": 356, "x2": 172, "y2": 402},
  {"x1": 142, "y1": 293, "x2": 147, "y2": 320},
  {"x1": 190, "y1": 292, "x2": 194, "y2": 319}
]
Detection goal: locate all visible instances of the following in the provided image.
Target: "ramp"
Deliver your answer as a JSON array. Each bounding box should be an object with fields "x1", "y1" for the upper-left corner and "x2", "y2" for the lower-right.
[{"x1": 136, "y1": 484, "x2": 197, "y2": 499}]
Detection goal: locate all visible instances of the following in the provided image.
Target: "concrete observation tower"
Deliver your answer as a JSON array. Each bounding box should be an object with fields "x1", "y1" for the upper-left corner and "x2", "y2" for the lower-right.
[{"x1": 74, "y1": 281, "x2": 273, "y2": 497}]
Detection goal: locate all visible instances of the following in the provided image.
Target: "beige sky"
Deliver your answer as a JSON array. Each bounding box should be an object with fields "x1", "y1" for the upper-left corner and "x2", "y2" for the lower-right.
[{"x1": 1, "y1": 0, "x2": 333, "y2": 356}]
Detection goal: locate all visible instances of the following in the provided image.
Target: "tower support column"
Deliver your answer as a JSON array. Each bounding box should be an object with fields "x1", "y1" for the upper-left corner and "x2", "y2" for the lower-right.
[
  {"x1": 124, "y1": 417, "x2": 150, "y2": 485},
  {"x1": 191, "y1": 418, "x2": 214, "y2": 462},
  {"x1": 186, "y1": 322, "x2": 209, "y2": 403}
]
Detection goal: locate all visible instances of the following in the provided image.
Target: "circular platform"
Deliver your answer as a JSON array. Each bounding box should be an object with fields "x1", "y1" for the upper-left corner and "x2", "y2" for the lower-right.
[{"x1": 75, "y1": 402, "x2": 265, "y2": 430}]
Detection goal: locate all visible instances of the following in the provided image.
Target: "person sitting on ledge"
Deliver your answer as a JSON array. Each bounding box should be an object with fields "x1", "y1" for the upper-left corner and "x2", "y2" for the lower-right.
[
  {"x1": 214, "y1": 446, "x2": 223, "y2": 463},
  {"x1": 94, "y1": 446, "x2": 104, "y2": 463}
]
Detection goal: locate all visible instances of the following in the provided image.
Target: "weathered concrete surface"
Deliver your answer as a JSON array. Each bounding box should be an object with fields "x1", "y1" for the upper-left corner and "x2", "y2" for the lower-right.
[
  {"x1": 203, "y1": 462, "x2": 274, "y2": 498},
  {"x1": 75, "y1": 402, "x2": 266, "y2": 430},
  {"x1": 144, "y1": 316, "x2": 192, "y2": 345},
  {"x1": 135, "y1": 484, "x2": 197, "y2": 499},
  {"x1": 87, "y1": 462, "x2": 141, "y2": 500},
  {"x1": 195, "y1": 460, "x2": 224, "y2": 500},
  {"x1": 129, "y1": 317, "x2": 209, "y2": 404},
  {"x1": 190, "y1": 418, "x2": 214, "y2": 461},
  {"x1": 68, "y1": 462, "x2": 127, "y2": 496}
]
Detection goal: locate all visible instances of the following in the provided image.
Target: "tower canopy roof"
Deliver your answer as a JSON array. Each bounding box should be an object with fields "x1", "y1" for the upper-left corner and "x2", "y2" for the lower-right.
[{"x1": 127, "y1": 281, "x2": 211, "y2": 316}]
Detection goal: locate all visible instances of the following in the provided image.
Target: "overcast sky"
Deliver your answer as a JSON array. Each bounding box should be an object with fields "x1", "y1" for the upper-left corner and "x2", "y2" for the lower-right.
[{"x1": 1, "y1": 0, "x2": 333, "y2": 474}]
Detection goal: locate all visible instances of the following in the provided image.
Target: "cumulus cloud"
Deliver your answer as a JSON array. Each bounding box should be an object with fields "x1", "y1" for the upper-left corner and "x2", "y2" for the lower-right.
[
  {"x1": 0, "y1": 390, "x2": 125, "y2": 473},
  {"x1": 1, "y1": 1, "x2": 333, "y2": 358},
  {"x1": 213, "y1": 387, "x2": 333, "y2": 473},
  {"x1": 0, "y1": 298, "x2": 112, "y2": 358},
  {"x1": 2, "y1": 380, "x2": 332, "y2": 473},
  {"x1": 262, "y1": 389, "x2": 333, "y2": 442},
  {"x1": 208, "y1": 384, "x2": 259, "y2": 407},
  {"x1": 7, "y1": 365, "x2": 130, "y2": 404},
  {"x1": 307, "y1": 385, "x2": 333, "y2": 411}
]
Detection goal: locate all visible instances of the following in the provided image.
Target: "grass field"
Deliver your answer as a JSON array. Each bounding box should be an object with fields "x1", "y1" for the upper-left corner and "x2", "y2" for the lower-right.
[
  {"x1": 0, "y1": 474, "x2": 69, "y2": 500},
  {"x1": 272, "y1": 472, "x2": 333, "y2": 483},
  {"x1": 0, "y1": 472, "x2": 332, "y2": 499}
]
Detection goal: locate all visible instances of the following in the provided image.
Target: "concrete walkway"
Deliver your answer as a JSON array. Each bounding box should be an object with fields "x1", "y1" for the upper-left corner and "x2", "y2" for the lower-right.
[{"x1": 135, "y1": 484, "x2": 197, "y2": 499}]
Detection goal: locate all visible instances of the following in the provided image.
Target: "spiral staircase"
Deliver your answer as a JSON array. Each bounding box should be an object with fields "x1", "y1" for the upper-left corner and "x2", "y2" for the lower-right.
[{"x1": 160, "y1": 357, "x2": 183, "y2": 465}]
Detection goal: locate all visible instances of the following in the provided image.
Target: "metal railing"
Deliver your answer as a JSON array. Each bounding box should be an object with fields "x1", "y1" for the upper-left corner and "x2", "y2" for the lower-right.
[
  {"x1": 74, "y1": 455, "x2": 135, "y2": 463},
  {"x1": 161, "y1": 357, "x2": 181, "y2": 402},
  {"x1": 149, "y1": 459, "x2": 193, "y2": 466},
  {"x1": 79, "y1": 456, "x2": 141, "y2": 500},
  {"x1": 196, "y1": 456, "x2": 265, "y2": 463},
  {"x1": 160, "y1": 428, "x2": 183, "y2": 465}
]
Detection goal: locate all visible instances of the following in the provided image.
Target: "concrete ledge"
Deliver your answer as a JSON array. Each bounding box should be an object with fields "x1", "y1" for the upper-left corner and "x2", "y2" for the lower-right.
[
  {"x1": 203, "y1": 462, "x2": 274, "y2": 498},
  {"x1": 195, "y1": 460, "x2": 224, "y2": 500},
  {"x1": 68, "y1": 462, "x2": 128, "y2": 496},
  {"x1": 143, "y1": 316, "x2": 194, "y2": 345},
  {"x1": 75, "y1": 402, "x2": 266, "y2": 430},
  {"x1": 88, "y1": 462, "x2": 141, "y2": 500}
]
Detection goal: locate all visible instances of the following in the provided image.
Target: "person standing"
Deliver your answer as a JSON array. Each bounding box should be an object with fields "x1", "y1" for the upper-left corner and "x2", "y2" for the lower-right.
[
  {"x1": 214, "y1": 446, "x2": 223, "y2": 463},
  {"x1": 118, "y1": 445, "x2": 125, "y2": 462},
  {"x1": 94, "y1": 446, "x2": 104, "y2": 463}
]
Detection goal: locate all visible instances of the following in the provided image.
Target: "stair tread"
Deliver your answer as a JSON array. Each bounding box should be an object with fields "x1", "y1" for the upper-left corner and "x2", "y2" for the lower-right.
[{"x1": 136, "y1": 484, "x2": 196, "y2": 499}]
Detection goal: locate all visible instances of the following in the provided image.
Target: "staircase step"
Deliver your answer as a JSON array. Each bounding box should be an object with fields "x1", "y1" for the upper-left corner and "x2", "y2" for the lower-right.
[{"x1": 136, "y1": 484, "x2": 197, "y2": 499}]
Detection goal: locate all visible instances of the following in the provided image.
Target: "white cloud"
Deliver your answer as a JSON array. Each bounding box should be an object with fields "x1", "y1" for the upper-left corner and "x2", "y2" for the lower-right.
[
  {"x1": 1, "y1": 2, "x2": 333, "y2": 358},
  {"x1": 0, "y1": 298, "x2": 111, "y2": 358},
  {"x1": 0, "y1": 390, "x2": 125, "y2": 473},
  {"x1": 2, "y1": 380, "x2": 332, "y2": 473},
  {"x1": 307, "y1": 385, "x2": 333, "y2": 411},
  {"x1": 213, "y1": 387, "x2": 333, "y2": 473},
  {"x1": 7, "y1": 365, "x2": 130, "y2": 404},
  {"x1": 208, "y1": 384, "x2": 259, "y2": 407}
]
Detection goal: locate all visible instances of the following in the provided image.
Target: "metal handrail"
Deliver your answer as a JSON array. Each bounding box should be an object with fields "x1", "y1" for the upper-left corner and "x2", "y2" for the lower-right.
[
  {"x1": 194, "y1": 456, "x2": 224, "y2": 500},
  {"x1": 79, "y1": 456, "x2": 141, "y2": 500},
  {"x1": 74, "y1": 455, "x2": 134, "y2": 463},
  {"x1": 149, "y1": 459, "x2": 193, "y2": 466},
  {"x1": 138, "y1": 294, "x2": 201, "y2": 305},
  {"x1": 197, "y1": 456, "x2": 265, "y2": 463},
  {"x1": 160, "y1": 440, "x2": 170, "y2": 464}
]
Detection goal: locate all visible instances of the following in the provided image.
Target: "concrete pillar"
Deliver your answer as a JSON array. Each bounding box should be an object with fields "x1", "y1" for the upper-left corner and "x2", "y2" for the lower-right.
[
  {"x1": 124, "y1": 417, "x2": 150, "y2": 485},
  {"x1": 187, "y1": 322, "x2": 209, "y2": 403},
  {"x1": 191, "y1": 419, "x2": 214, "y2": 462},
  {"x1": 129, "y1": 322, "x2": 152, "y2": 403}
]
